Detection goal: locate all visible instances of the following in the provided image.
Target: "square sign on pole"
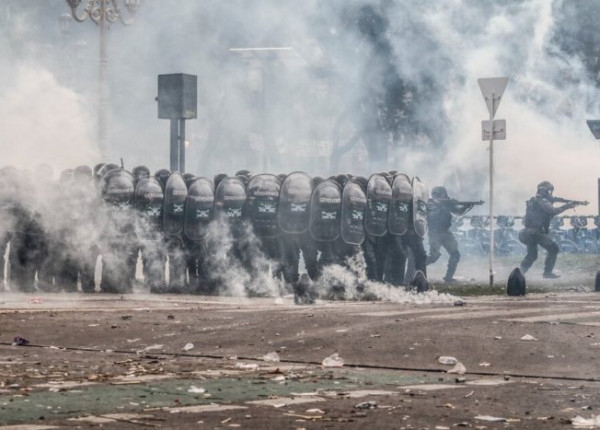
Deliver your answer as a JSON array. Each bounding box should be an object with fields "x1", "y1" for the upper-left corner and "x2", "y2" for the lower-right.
[
  {"x1": 478, "y1": 77, "x2": 508, "y2": 119},
  {"x1": 587, "y1": 120, "x2": 600, "y2": 139},
  {"x1": 482, "y1": 119, "x2": 506, "y2": 141}
]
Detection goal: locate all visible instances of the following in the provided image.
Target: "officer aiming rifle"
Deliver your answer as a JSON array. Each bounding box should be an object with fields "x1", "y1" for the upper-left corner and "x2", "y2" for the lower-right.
[{"x1": 426, "y1": 186, "x2": 485, "y2": 283}]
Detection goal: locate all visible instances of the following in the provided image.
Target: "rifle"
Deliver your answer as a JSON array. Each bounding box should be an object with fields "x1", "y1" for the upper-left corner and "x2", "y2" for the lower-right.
[
  {"x1": 552, "y1": 197, "x2": 589, "y2": 206},
  {"x1": 441, "y1": 199, "x2": 485, "y2": 207}
]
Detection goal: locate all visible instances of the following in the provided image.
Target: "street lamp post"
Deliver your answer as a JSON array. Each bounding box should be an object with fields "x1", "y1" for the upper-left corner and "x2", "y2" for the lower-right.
[{"x1": 65, "y1": 0, "x2": 140, "y2": 160}]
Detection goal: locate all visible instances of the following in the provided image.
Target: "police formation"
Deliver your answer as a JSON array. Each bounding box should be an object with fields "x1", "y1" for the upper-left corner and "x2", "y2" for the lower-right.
[{"x1": 0, "y1": 165, "x2": 433, "y2": 303}]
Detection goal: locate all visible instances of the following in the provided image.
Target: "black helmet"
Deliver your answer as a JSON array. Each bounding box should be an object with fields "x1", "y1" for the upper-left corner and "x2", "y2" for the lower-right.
[
  {"x1": 334, "y1": 173, "x2": 350, "y2": 188},
  {"x1": 132, "y1": 165, "x2": 150, "y2": 183},
  {"x1": 431, "y1": 186, "x2": 448, "y2": 199},
  {"x1": 183, "y1": 172, "x2": 197, "y2": 188},
  {"x1": 537, "y1": 181, "x2": 554, "y2": 196},
  {"x1": 213, "y1": 173, "x2": 228, "y2": 189},
  {"x1": 59, "y1": 169, "x2": 75, "y2": 183},
  {"x1": 235, "y1": 169, "x2": 252, "y2": 177},
  {"x1": 74, "y1": 165, "x2": 92, "y2": 181},
  {"x1": 154, "y1": 168, "x2": 171, "y2": 188}
]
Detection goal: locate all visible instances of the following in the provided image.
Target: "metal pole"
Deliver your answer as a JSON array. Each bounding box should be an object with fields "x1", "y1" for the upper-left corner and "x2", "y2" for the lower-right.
[
  {"x1": 98, "y1": 1, "x2": 108, "y2": 160},
  {"x1": 170, "y1": 119, "x2": 178, "y2": 172},
  {"x1": 179, "y1": 119, "x2": 186, "y2": 173},
  {"x1": 489, "y1": 95, "x2": 495, "y2": 287}
]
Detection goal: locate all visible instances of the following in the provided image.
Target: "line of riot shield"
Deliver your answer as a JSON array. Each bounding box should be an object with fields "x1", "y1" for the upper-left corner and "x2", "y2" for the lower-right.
[
  {"x1": 214, "y1": 176, "x2": 247, "y2": 239},
  {"x1": 388, "y1": 173, "x2": 413, "y2": 236},
  {"x1": 134, "y1": 177, "x2": 164, "y2": 240},
  {"x1": 163, "y1": 172, "x2": 188, "y2": 237},
  {"x1": 277, "y1": 171, "x2": 312, "y2": 234},
  {"x1": 309, "y1": 179, "x2": 342, "y2": 242},
  {"x1": 247, "y1": 174, "x2": 281, "y2": 238},
  {"x1": 365, "y1": 173, "x2": 392, "y2": 237},
  {"x1": 412, "y1": 176, "x2": 429, "y2": 238},
  {"x1": 341, "y1": 180, "x2": 366, "y2": 245},
  {"x1": 183, "y1": 177, "x2": 215, "y2": 242}
]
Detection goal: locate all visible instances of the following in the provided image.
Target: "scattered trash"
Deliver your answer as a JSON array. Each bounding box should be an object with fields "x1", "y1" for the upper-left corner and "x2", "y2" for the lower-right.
[
  {"x1": 478, "y1": 362, "x2": 491, "y2": 367},
  {"x1": 167, "y1": 315, "x2": 175, "y2": 320},
  {"x1": 121, "y1": 315, "x2": 132, "y2": 320},
  {"x1": 572, "y1": 415, "x2": 600, "y2": 428},
  {"x1": 494, "y1": 336, "x2": 502, "y2": 340},
  {"x1": 438, "y1": 356, "x2": 458, "y2": 365},
  {"x1": 520, "y1": 334, "x2": 537, "y2": 341},
  {"x1": 261, "y1": 351, "x2": 280, "y2": 362},
  {"x1": 454, "y1": 300, "x2": 465, "y2": 306},
  {"x1": 306, "y1": 408, "x2": 325, "y2": 414},
  {"x1": 12, "y1": 336, "x2": 29, "y2": 346},
  {"x1": 182, "y1": 343, "x2": 194, "y2": 352},
  {"x1": 464, "y1": 391, "x2": 474, "y2": 398},
  {"x1": 455, "y1": 377, "x2": 466, "y2": 383},
  {"x1": 354, "y1": 401, "x2": 377, "y2": 409},
  {"x1": 447, "y1": 362, "x2": 467, "y2": 375},
  {"x1": 138, "y1": 344, "x2": 164, "y2": 353},
  {"x1": 235, "y1": 362, "x2": 259, "y2": 370},
  {"x1": 322, "y1": 353, "x2": 344, "y2": 368},
  {"x1": 28, "y1": 297, "x2": 42, "y2": 304},
  {"x1": 370, "y1": 334, "x2": 381, "y2": 338},
  {"x1": 475, "y1": 415, "x2": 507, "y2": 422},
  {"x1": 188, "y1": 386, "x2": 206, "y2": 394},
  {"x1": 335, "y1": 329, "x2": 348, "y2": 333}
]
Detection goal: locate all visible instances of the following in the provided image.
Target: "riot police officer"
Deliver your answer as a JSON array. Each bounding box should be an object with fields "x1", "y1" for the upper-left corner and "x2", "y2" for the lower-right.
[
  {"x1": 518, "y1": 181, "x2": 578, "y2": 278},
  {"x1": 426, "y1": 186, "x2": 479, "y2": 283}
]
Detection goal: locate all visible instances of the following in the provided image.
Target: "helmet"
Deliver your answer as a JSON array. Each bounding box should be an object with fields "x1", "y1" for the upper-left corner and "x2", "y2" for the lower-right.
[
  {"x1": 154, "y1": 168, "x2": 171, "y2": 189},
  {"x1": 183, "y1": 172, "x2": 197, "y2": 188},
  {"x1": 537, "y1": 181, "x2": 554, "y2": 196},
  {"x1": 213, "y1": 173, "x2": 228, "y2": 189},
  {"x1": 132, "y1": 165, "x2": 150, "y2": 183},
  {"x1": 431, "y1": 186, "x2": 448, "y2": 199},
  {"x1": 74, "y1": 165, "x2": 92, "y2": 181}
]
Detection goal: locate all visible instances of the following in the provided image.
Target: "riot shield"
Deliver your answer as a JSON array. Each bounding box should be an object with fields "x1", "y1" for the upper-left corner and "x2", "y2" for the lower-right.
[
  {"x1": 163, "y1": 172, "x2": 188, "y2": 237},
  {"x1": 388, "y1": 173, "x2": 413, "y2": 236},
  {"x1": 247, "y1": 174, "x2": 281, "y2": 238},
  {"x1": 341, "y1": 180, "x2": 366, "y2": 245},
  {"x1": 134, "y1": 177, "x2": 164, "y2": 238},
  {"x1": 183, "y1": 177, "x2": 214, "y2": 242},
  {"x1": 101, "y1": 169, "x2": 135, "y2": 234},
  {"x1": 277, "y1": 171, "x2": 312, "y2": 234},
  {"x1": 365, "y1": 173, "x2": 392, "y2": 237},
  {"x1": 309, "y1": 179, "x2": 342, "y2": 242},
  {"x1": 214, "y1": 176, "x2": 247, "y2": 238},
  {"x1": 412, "y1": 176, "x2": 429, "y2": 238}
]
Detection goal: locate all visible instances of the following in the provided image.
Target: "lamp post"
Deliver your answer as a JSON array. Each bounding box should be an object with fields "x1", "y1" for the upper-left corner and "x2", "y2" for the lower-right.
[{"x1": 65, "y1": 0, "x2": 140, "y2": 160}]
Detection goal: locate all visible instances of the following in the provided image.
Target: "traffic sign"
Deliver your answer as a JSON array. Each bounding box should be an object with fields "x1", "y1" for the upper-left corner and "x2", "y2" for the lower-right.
[
  {"x1": 478, "y1": 77, "x2": 508, "y2": 119},
  {"x1": 587, "y1": 120, "x2": 600, "y2": 139},
  {"x1": 482, "y1": 119, "x2": 506, "y2": 141}
]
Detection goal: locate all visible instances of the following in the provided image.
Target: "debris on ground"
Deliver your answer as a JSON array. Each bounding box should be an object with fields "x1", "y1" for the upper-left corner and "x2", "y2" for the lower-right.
[
  {"x1": 354, "y1": 401, "x2": 378, "y2": 409},
  {"x1": 520, "y1": 334, "x2": 537, "y2": 341},
  {"x1": 475, "y1": 415, "x2": 507, "y2": 422},
  {"x1": 437, "y1": 356, "x2": 458, "y2": 365},
  {"x1": 12, "y1": 336, "x2": 29, "y2": 346},
  {"x1": 261, "y1": 351, "x2": 280, "y2": 362},
  {"x1": 572, "y1": 415, "x2": 600, "y2": 428},
  {"x1": 447, "y1": 362, "x2": 467, "y2": 375},
  {"x1": 182, "y1": 343, "x2": 194, "y2": 351},
  {"x1": 322, "y1": 353, "x2": 344, "y2": 368}
]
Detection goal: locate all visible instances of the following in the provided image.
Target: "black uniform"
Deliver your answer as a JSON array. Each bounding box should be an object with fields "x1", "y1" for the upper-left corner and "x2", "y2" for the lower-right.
[
  {"x1": 426, "y1": 186, "x2": 475, "y2": 283},
  {"x1": 518, "y1": 181, "x2": 574, "y2": 278}
]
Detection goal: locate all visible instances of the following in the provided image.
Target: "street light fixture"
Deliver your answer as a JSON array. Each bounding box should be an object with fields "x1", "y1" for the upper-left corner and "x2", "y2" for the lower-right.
[{"x1": 65, "y1": 0, "x2": 140, "y2": 160}]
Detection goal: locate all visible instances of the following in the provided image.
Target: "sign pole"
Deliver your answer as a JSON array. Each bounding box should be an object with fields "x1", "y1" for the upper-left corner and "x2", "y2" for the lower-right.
[{"x1": 489, "y1": 96, "x2": 495, "y2": 287}]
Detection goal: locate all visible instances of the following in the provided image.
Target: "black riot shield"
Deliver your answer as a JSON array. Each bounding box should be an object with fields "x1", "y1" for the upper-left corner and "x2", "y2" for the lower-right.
[
  {"x1": 163, "y1": 172, "x2": 188, "y2": 237},
  {"x1": 365, "y1": 173, "x2": 392, "y2": 237},
  {"x1": 277, "y1": 171, "x2": 312, "y2": 234},
  {"x1": 101, "y1": 169, "x2": 135, "y2": 234},
  {"x1": 134, "y1": 177, "x2": 164, "y2": 238},
  {"x1": 183, "y1": 177, "x2": 214, "y2": 242},
  {"x1": 214, "y1": 176, "x2": 247, "y2": 238},
  {"x1": 388, "y1": 173, "x2": 413, "y2": 236},
  {"x1": 412, "y1": 176, "x2": 429, "y2": 238},
  {"x1": 309, "y1": 179, "x2": 342, "y2": 242},
  {"x1": 341, "y1": 180, "x2": 366, "y2": 245},
  {"x1": 247, "y1": 174, "x2": 281, "y2": 238}
]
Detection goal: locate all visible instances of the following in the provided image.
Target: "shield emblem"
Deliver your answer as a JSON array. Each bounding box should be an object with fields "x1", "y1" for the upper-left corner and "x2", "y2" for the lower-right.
[
  {"x1": 214, "y1": 176, "x2": 247, "y2": 238},
  {"x1": 309, "y1": 179, "x2": 342, "y2": 242},
  {"x1": 134, "y1": 177, "x2": 164, "y2": 237},
  {"x1": 278, "y1": 171, "x2": 312, "y2": 234},
  {"x1": 341, "y1": 180, "x2": 366, "y2": 245},
  {"x1": 388, "y1": 173, "x2": 413, "y2": 236},
  {"x1": 365, "y1": 173, "x2": 392, "y2": 237},
  {"x1": 163, "y1": 172, "x2": 188, "y2": 237},
  {"x1": 247, "y1": 174, "x2": 281, "y2": 238},
  {"x1": 183, "y1": 177, "x2": 214, "y2": 242},
  {"x1": 412, "y1": 176, "x2": 429, "y2": 238}
]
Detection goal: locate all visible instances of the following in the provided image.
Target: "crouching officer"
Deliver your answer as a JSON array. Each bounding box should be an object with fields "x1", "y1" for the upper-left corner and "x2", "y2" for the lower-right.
[
  {"x1": 518, "y1": 181, "x2": 587, "y2": 278},
  {"x1": 426, "y1": 186, "x2": 483, "y2": 283}
]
